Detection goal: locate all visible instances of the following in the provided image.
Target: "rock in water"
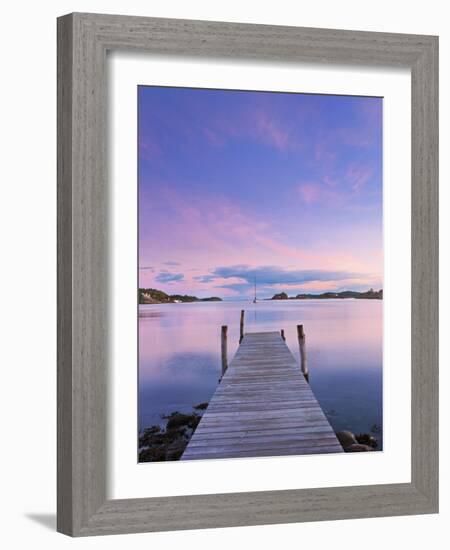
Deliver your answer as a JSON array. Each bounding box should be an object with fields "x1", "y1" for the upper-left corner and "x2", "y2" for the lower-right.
[
  {"x1": 346, "y1": 443, "x2": 374, "y2": 452},
  {"x1": 355, "y1": 433, "x2": 378, "y2": 448},
  {"x1": 336, "y1": 431, "x2": 357, "y2": 449},
  {"x1": 193, "y1": 402, "x2": 208, "y2": 410}
]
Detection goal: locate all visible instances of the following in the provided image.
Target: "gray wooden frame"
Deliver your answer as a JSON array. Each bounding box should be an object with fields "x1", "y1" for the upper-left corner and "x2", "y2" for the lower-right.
[{"x1": 57, "y1": 12, "x2": 438, "y2": 536}]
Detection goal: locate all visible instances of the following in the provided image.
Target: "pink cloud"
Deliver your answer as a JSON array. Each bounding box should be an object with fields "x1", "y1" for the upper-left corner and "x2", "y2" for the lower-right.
[
  {"x1": 297, "y1": 181, "x2": 341, "y2": 205},
  {"x1": 140, "y1": 183, "x2": 381, "y2": 291},
  {"x1": 253, "y1": 111, "x2": 291, "y2": 151},
  {"x1": 337, "y1": 127, "x2": 374, "y2": 148},
  {"x1": 315, "y1": 142, "x2": 337, "y2": 163},
  {"x1": 323, "y1": 175, "x2": 338, "y2": 187},
  {"x1": 297, "y1": 162, "x2": 375, "y2": 208},
  {"x1": 198, "y1": 105, "x2": 302, "y2": 153},
  {"x1": 298, "y1": 183, "x2": 322, "y2": 204},
  {"x1": 346, "y1": 164, "x2": 374, "y2": 191},
  {"x1": 203, "y1": 127, "x2": 225, "y2": 147},
  {"x1": 139, "y1": 137, "x2": 161, "y2": 160},
  {"x1": 298, "y1": 280, "x2": 340, "y2": 292}
]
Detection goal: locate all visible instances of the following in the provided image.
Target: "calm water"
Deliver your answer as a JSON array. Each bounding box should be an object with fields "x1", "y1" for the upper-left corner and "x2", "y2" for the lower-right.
[{"x1": 139, "y1": 300, "x2": 383, "y2": 448}]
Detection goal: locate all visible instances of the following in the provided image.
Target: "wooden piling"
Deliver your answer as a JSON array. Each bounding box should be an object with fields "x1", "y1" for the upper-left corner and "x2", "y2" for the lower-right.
[
  {"x1": 297, "y1": 324, "x2": 309, "y2": 382},
  {"x1": 239, "y1": 310, "x2": 245, "y2": 343},
  {"x1": 221, "y1": 325, "x2": 228, "y2": 375},
  {"x1": 280, "y1": 329, "x2": 286, "y2": 341}
]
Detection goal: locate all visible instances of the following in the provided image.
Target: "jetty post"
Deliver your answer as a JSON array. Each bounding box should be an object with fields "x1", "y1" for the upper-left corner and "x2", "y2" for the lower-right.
[
  {"x1": 297, "y1": 324, "x2": 309, "y2": 382},
  {"x1": 221, "y1": 325, "x2": 228, "y2": 376},
  {"x1": 239, "y1": 310, "x2": 245, "y2": 343},
  {"x1": 280, "y1": 329, "x2": 286, "y2": 341}
]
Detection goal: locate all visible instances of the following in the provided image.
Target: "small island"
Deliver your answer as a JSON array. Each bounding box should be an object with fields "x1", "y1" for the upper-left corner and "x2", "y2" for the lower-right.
[
  {"x1": 271, "y1": 289, "x2": 383, "y2": 300},
  {"x1": 139, "y1": 288, "x2": 222, "y2": 304}
]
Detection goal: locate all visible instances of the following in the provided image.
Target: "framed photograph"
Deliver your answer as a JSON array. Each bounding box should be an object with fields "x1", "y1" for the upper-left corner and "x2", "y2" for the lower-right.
[{"x1": 57, "y1": 13, "x2": 438, "y2": 536}]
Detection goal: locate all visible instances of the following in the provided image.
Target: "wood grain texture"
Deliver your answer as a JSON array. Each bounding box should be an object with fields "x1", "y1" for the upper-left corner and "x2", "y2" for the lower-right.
[
  {"x1": 182, "y1": 332, "x2": 342, "y2": 460},
  {"x1": 57, "y1": 14, "x2": 73, "y2": 535},
  {"x1": 410, "y1": 35, "x2": 439, "y2": 506},
  {"x1": 58, "y1": 12, "x2": 108, "y2": 535},
  {"x1": 57, "y1": 12, "x2": 439, "y2": 536}
]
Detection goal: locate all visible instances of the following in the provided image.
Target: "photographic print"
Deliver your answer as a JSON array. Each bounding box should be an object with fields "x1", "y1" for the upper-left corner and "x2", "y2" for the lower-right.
[{"x1": 138, "y1": 86, "x2": 383, "y2": 462}]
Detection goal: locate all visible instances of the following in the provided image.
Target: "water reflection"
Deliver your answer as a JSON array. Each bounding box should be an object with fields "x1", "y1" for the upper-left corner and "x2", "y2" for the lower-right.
[
  {"x1": 139, "y1": 300, "x2": 383, "y2": 448},
  {"x1": 138, "y1": 310, "x2": 165, "y2": 319}
]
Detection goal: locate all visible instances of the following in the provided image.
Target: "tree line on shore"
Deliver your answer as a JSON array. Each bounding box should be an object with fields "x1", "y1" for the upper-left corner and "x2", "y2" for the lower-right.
[
  {"x1": 139, "y1": 288, "x2": 222, "y2": 304},
  {"x1": 271, "y1": 288, "x2": 383, "y2": 300}
]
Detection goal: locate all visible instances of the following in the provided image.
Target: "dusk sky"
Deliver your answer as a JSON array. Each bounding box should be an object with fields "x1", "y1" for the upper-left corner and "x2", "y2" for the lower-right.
[{"x1": 138, "y1": 86, "x2": 383, "y2": 300}]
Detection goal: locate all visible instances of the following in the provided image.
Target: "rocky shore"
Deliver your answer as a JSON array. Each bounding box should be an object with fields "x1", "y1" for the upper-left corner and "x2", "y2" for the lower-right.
[
  {"x1": 139, "y1": 403, "x2": 208, "y2": 462},
  {"x1": 139, "y1": 400, "x2": 381, "y2": 461},
  {"x1": 336, "y1": 430, "x2": 379, "y2": 452}
]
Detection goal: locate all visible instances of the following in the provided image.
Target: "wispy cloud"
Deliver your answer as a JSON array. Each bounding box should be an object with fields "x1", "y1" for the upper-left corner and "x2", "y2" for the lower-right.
[
  {"x1": 297, "y1": 161, "x2": 377, "y2": 206},
  {"x1": 203, "y1": 127, "x2": 225, "y2": 147},
  {"x1": 346, "y1": 163, "x2": 374, "y2": 192},
  {"x1": 298, "y1": 183, "x2": 323, "y2": 205},
  {"x1": 138, "y1": 88, "x2": 383, "y2": 295},
  {"x1": 196, "y1": 265, "x2": 375, "y2": 298},
  {"x1": 155, "y1": 271, "x2": 184, "y2": 283},
  {"x1": 198, "y1": 264, "x2": 363, "y2": 286},
  {"x1": 139, "y1": 136, "x2": 162, "y2": 161},
  {"x1": 198, "y1": 103, "x2": 304, "y2": 152},
  {"x1": 253, "y1": 111, "x2": 291, "y2": 151},
  {"x1": 140, "y1": 186, "x2": 329, "y2": 270}
]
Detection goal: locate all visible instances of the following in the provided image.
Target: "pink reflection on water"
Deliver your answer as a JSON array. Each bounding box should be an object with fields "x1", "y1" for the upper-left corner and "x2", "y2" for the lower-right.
[
  {"x1": 138, "y1": 300, "x2": 383, "y2": 441},
  {"x1": 139, "y1": 300, "x2": 382, "y2": 378}
]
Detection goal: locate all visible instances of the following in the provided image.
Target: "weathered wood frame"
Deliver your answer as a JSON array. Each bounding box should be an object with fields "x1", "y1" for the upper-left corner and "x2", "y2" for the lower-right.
[{"x1": 57, "y1": 13, "x2": 438, "y2": 536}]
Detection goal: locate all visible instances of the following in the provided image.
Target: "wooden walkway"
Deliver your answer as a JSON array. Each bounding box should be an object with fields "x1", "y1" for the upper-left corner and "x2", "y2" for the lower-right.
[{"x1": 181, "y1": 331, "x2": 343, "y2": 460}]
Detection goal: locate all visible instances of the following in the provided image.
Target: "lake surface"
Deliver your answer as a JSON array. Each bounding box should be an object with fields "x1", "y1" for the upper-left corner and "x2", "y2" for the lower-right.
[{"x1": 139, "y1": 299, "x2": 383, "y2": 449}]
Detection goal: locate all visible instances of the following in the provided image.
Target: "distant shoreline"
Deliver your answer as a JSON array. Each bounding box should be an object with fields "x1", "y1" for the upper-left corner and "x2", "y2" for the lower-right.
[
  {"x1": 139, "y1": 287, "x2": 382, "y2": 304},
  {"x1": 139, "y1": 287, "x2": 222, "y2": 305},
  {"x1": 269, "y1": 289, "x2": 383, "y2": 301}
]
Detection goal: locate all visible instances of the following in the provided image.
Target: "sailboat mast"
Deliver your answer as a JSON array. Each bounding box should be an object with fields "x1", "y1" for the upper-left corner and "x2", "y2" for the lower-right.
[{"x1": 253, "y1": 277, "x2": 257, "y2": 303}]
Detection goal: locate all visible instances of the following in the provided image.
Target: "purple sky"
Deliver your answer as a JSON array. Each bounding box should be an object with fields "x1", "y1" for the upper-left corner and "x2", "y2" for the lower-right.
[{"x1": 139, "y1": 86, "x2": 383, "y2": 300}]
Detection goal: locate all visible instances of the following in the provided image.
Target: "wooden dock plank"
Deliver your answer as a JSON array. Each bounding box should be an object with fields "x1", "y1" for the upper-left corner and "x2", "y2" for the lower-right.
[{"x1": 181, "y1": 331, "x2": 343, "y2": 460}]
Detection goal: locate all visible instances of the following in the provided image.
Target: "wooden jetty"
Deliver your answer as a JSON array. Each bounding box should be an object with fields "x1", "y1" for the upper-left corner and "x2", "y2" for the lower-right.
[{"x1": 182, "y1": 330, "x2": 343, "y2": 460}]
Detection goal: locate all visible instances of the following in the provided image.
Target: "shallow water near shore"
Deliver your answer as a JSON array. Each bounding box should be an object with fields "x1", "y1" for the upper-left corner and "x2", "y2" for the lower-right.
[{"x1": 139, "y1": 299, "x2": 383, "y2": 451}]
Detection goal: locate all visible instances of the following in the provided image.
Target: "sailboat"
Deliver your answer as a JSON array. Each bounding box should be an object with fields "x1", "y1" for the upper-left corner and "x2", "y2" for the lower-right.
[{"x1": 253, "y1": 277, "x2": 257, "y2": 304}]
